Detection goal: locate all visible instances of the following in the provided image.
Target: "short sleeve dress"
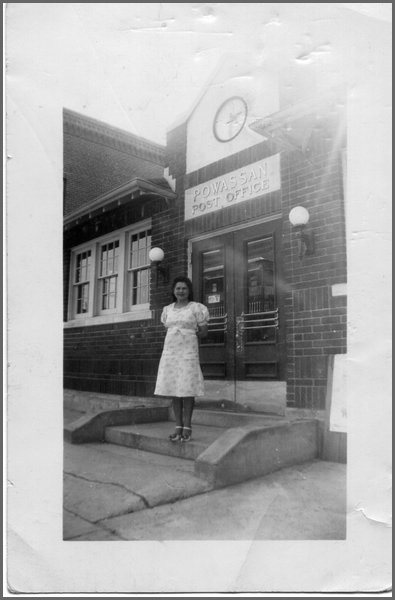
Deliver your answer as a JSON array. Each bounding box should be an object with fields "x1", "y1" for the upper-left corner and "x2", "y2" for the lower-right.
[{"x1": 154, "y1": 301, "x2": 210, "y2": 398}]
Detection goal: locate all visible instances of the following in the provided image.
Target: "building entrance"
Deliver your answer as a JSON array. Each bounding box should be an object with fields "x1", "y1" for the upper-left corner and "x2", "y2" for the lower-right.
[{"x1": 192, "y1": 220, "x2": 286, "y2": 412}]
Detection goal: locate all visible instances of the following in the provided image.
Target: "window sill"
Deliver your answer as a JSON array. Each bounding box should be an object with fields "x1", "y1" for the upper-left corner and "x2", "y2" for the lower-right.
[{"x1": 64, "y1": 309, "x2": 152, "y2": 328}]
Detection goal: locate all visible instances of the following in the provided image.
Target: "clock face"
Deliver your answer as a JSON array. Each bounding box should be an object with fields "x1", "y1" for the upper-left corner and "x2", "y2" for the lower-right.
[{"x1": 213, "y1": 96, "x2": 248, "y2": 142}]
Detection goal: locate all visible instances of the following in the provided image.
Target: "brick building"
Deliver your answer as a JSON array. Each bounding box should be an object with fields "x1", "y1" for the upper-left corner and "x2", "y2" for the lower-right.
[{"x1": 63, "y1": 59, "x2": 347, "y2": 417}]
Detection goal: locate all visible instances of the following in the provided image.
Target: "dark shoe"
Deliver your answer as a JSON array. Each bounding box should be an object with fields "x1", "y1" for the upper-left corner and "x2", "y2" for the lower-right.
[
  {"x1": 169, "y1": 426, "x2": 183, "y2": 442},
  {"x1": 181, "y1": 427, "x2": 192, "y2": 442}
]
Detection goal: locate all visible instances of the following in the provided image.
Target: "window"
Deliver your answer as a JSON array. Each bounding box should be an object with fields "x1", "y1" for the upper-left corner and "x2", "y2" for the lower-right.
[
  {"x1": 98, "y1": 240, "x2": 119, "y2": 312},
  {"x1": 73, "y1": 250, "x2": 91, "y2": 314},
  {"x1": 128, "y1": 229, "x2": 151, "y2": 308},
  {"x1": 67, "y1": 221, "x2": 152, "y2": 325}
]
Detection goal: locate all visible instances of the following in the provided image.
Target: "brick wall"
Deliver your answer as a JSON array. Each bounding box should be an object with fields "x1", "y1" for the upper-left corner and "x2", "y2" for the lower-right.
[
  {"x1": 167, "y1": 122, "x2": 187, "y2": 183},
  {"x1": 63, "y1": 109, "x2": 165, "y2": 217},
  {"x1": 281, "y1": 130, "x2": 347, "y2": 409},
  {"x1": 64, "y1": 316, "x2": 165, "y2": 395}
]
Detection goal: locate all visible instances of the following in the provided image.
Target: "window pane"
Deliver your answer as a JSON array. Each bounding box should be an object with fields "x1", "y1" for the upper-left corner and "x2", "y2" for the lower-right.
[
  {"x1": 202, "y1": 248, "x2": 225, "y2": 345},
  {"x1": 101, "y1": 241, "x2": 119, "y2": 276},
  {"x1": 247, "y1": 236, "x2": 275, "y2": 313},
  {"x1": 82, "y1": 253, "x2": 90, "y2": 280},
  {"x1": 75, "y1": 250, "x2": 91, "y2": 283},
  {"x1": 129, "y1": 229, "x2": 152, "y2": 307},
  {"x1": 100, "y1": 245, "x2": 107, "y2": 277},
  {"x1": 129, "y1": 229, "x2": 151, "y2": 269},
  {"x1": 131, "y1": 268, "x2": 150, "y2": 306},
  {"x1": 101, "y1": 276, "x2": 117, "y2": 310},
  {"x1": 131, "y1": 235, "x2": 139, "y2": 269},
  {"x1": 139, "y1": 269, "x2": 149, "y2": 304},
  {"x1": 109, "y1": 277, "x2": 117, "y2": 293},
  {"x1": 101, "y1": 278, "x2": 108, "y2": 309},
  {"x1": 113, "y1": 245, "x2": 119, "y2": 272},
  {"x1": 138, "y1": 247, "x2": 146, "y2": 266},
  {"x1": 246, "y1": 236, "x2": 276, "y2": 343},
  {"x1": 202, "y1": 249, "x2": 225, "y2": 318},
  {"x1": 75, "y1": 283, "x2": 89, "y2": 314},
  {"x1": 107, "y1": 246, "x2": 114, "y2": 272}
]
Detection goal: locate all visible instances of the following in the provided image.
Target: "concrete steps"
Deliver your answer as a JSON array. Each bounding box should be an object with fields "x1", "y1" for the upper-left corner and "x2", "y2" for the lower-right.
[
  {"x1": 64, "y1": 400, "x2": 320, "y2": 489},
  {"x1": 104, "y1": 421, "x2": 227, "y2": 461},
  {"x1": 104, "y1": 414, "x2": 319, "y2": 489},
  {"x1": 105, "y1": 411, "x2": 285, "y2": 461}
]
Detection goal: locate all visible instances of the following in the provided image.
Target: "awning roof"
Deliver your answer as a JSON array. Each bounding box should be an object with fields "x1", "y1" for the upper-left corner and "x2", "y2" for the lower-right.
[
  {"x1": 64, "y1": 177, "x2": 177, "y2": 228},
  {"x1": 249, "y1": 88, "x2": 346, "y2": 151}
]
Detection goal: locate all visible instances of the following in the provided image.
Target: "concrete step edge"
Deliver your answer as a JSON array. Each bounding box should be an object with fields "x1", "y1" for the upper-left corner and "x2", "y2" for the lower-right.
[{"x1": 104, "y1": 427, "x2": 207, "y2": 461}]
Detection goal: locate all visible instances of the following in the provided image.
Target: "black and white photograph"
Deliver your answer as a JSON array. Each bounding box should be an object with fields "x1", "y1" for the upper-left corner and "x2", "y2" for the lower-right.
[{"x1": 5, "y1": 2, "x2": 391, "y2": 594}]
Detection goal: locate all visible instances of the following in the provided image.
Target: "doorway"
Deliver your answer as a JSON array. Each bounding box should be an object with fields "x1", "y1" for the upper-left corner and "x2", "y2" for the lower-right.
[{"x1": 192, "y1": 220, "x2": 286, "y2": 412}]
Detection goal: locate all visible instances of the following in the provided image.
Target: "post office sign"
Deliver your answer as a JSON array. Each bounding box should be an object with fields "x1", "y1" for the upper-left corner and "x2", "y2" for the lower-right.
[{"x1": 185, "y1": 153, "x2": 280, "y2": 221}]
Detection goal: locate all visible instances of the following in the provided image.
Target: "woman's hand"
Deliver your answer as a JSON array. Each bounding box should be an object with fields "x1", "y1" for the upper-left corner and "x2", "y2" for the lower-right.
[{"x1": 197, "y1": 324, "x2": 208, "y2": 339}]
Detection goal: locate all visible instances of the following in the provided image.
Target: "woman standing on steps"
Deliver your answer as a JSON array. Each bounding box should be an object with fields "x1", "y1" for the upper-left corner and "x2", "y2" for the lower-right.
[{"x1": 154, "y1": 276, "x2": 209, "y2": 442}]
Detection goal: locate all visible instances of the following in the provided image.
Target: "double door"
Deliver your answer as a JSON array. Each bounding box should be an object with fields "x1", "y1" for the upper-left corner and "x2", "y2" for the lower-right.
[{"x1": 192, "y1": 221, "x2": 285, "y2": 402}]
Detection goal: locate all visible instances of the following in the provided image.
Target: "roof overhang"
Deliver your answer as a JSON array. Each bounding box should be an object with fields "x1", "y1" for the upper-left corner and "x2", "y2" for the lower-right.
[
  {"x1": 249, "y1": 88, "x2": 346, "y2": 150},
  {"x1": 64, "y1": 177, "x2": 177, "y2": 229}
]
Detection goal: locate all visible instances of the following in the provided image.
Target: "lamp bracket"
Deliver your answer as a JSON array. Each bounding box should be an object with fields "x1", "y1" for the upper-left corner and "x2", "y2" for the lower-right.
[
  {"x1": 151, "y1": 262, "x2": 169, "y2": 287},
  {"x1": 297, "y1": 226, "x2": 315, "y2": 260}
]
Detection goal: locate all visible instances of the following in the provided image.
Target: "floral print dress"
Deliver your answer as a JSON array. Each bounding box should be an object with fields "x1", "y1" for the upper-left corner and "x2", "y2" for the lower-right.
[{"x1": 154, "y1": 301, "x2": 210, "y2": 397}]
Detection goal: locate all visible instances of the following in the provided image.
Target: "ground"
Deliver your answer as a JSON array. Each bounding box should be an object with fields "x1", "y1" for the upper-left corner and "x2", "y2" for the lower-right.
[{"x1": 63, "y1": 432, "x2": 347, "y2": 541}]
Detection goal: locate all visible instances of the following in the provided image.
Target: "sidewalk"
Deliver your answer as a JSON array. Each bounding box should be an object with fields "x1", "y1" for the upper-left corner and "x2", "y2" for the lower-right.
[{"x1": 63, "y1": 424, "x2": 346, "y2": 541}]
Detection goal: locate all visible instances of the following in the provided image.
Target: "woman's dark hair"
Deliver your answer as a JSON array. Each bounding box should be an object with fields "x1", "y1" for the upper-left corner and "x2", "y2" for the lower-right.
[{"x1": 171, "y1": 276, "x2": 194, "y2": 302}]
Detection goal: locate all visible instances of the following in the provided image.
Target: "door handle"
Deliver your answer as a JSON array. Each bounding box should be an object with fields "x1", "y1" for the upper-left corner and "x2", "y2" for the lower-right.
[{"x1": 207, "y1": 313, "x2": 228, "y2": 333}]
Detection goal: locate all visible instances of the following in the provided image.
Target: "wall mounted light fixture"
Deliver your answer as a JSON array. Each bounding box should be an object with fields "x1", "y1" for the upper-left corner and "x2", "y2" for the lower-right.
[
  {"x1": 289, "y1": 206, "x2": 315, "y2": 259},
  {"x1": 149, "y1": 247, "x2": 169, "y2": 286}
]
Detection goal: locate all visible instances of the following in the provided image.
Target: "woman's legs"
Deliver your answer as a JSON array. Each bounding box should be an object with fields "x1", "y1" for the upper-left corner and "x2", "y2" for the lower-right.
[
  {"x1": 169, "y1": 397, "x2": 195, "y2": 441},
  {"x1": 181, "y1": 397, "x2": 195, "y2": 441},
  {"x1": 182, "y1": 397, "x2": 195, "y2": 428},
  {"x1": 172, "y1": 397, "x2": 183, "y2": 427},
  {"x1": 169, "y1": 397, "x2": 183, "y2": 441}
]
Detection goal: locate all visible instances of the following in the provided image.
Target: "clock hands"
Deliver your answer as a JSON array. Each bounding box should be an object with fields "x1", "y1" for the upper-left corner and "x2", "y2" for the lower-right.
[
  {"x1": 213, "y1": 97, "x2": 248, "y2": 142},
  {"x1": 226, "y1": 110, "x2": 244, "y2": 125}
]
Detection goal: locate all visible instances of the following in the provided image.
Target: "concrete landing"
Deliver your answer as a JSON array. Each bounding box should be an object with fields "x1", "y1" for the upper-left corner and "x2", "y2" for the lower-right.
[{"x1": 105, "y1": 421, "x2": 226, "y2": 461}]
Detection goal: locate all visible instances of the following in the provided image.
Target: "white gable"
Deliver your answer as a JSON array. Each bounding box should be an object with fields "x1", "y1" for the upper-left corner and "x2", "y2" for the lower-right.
[{"x1": 184, "y1": 55, "x2": 280, "y2": 174}]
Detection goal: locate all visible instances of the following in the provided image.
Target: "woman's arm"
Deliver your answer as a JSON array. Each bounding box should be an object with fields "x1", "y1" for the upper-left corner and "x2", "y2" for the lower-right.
[
  {"x1": 195, "y1": 303, "x2": 209, "y2": 338},
  {"x1": 160, "y1": 305, "x2": 168, "y2": 328},
  {"x1": 197, "y1": 324, "x2": 208, "y2": 338}
]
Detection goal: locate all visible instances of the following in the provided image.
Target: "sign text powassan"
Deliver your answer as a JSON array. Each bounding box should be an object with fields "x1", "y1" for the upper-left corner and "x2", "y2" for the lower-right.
[{"x1": 184, "y1": 154, "x2": 281, "y2": 220}]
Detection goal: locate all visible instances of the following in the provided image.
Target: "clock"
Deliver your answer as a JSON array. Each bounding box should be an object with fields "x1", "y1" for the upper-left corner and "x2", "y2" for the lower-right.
[{"x1": 213, "y1": 96, "x2": 248, "y2": 142}]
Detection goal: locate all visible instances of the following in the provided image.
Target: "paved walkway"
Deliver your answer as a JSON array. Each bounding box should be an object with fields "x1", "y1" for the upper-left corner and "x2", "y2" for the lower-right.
[{"x1": 63, "y1": 432, "x2": 346, "y2": 541}]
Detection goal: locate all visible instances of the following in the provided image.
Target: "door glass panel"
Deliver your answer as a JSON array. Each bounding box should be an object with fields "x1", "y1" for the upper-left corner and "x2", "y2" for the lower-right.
[
  {"x1": 201, "y1": 248, "x2": 226, "y2": 347},
  {"x1": 245, "y1": 236, "x2": 276, "y2": 343}
]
